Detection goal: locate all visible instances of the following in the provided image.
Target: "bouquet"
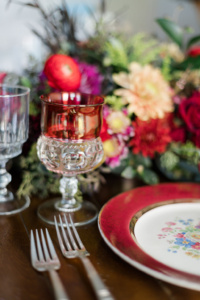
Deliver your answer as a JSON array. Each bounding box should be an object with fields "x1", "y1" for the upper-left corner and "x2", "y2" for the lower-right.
[{"x1": 6, "y1": 0, "x2": 200, "y2": 198}]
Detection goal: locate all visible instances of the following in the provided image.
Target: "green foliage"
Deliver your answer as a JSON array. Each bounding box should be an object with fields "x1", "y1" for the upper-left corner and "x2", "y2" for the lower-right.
[
  {"x1": 104, "y1": 95, "x2": 124, "y2": 110},
  {"x1": 17, "y1": 143, "x2": 60, "y2": 199},
  {"x1": 138, "y1": 168, "x2": 159, "y2": 185},
  {"x1": 104, "y1": 37, "x2": 128, "y2": 70},
  {"x1": 29, "y1": 102, "x2": 40, "y2": 116},
  {"x1": 157, "y1": 142, "x2": 200, "y2": 182},
  {"x1": 129, "y1": 33, "x2": 161, "y2": 65},
  {"x1": 156, "y1": 18, "x2": 183, "y2": 48},
  {"x1": 160, "y1": 150, "x2": 180, "y2": 171},
  {"x1": 121, "y1": 166, "x2": 136, "y2": 179},
  {"x1": 175, "y1": 56, "x2": 200, "y2": 71},
  {"x1": 104, "y1": 33, "x2": 161, "y2": 70},
  {"x1": 156, "y1": 18, "x2": 200, "y2": 52},
  {"x1": 111, "y1": 152, "x2": 159, "y2": 184},
  {"x1": 20, "y1": 76, "x2": 32, "y2": 88},
  {"x1": 161, "y1": 55, "x2": 173, "y2": 81},
  {"x1": 170, "y1": 141, "x2": 200, "y2": 165},
  {"x1": 187, "y1": 35, "x2": 200, "y2": 50}
]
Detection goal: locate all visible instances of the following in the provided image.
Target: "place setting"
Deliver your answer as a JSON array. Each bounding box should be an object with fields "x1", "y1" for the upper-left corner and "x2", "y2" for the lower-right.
[{"x1": 2, "y1": 0, "x2": 200, "y2": 299}]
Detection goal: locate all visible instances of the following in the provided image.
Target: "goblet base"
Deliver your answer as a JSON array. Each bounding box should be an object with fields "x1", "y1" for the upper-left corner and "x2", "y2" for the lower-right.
[
  {"x1": 37, "y1": 198, "x2": 98, "y2": 227},
  {"x1": 0, "y1": 195, "x2": 30, "y2": 216}
]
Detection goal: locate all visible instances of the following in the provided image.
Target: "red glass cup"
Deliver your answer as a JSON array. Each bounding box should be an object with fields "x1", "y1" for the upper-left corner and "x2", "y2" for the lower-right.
[{"x1": 40, "y1": 92, "x2": 104, "y2": 140}]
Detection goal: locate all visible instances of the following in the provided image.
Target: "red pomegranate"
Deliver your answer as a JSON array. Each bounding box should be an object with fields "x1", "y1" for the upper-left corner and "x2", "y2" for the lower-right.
[{"x1": 44, "y1": 54, "x2": 81, "y2": 91}]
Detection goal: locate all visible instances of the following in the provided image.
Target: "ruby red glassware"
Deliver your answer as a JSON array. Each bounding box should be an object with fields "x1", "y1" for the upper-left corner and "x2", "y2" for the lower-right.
[{"x1": 37, "y1": 92, "x2": 104, "y2": 226}]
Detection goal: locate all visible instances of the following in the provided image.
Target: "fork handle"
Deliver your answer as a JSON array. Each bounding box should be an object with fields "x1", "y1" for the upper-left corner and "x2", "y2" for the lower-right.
[
  {"x1": 80, "y1": 257, "x2": 115, "y2": 300},
  {"x1": 49, "y1": 270, "x2": 70, "y2": 300}
]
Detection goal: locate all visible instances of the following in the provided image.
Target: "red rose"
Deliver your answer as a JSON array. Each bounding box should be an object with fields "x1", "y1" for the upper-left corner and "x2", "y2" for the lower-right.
[
  {"x1": 165, "y1": 113, "x2": 186, "y2": 143},
  {"x1": 187, "y1": 46, "x2": 200, "y2": 57},
  {"x1": 193, "y1": 131, "x2": 200, "y2": 148},
  {"x1": 44, "y1": 54, "x2": 81, "y2": 91},
  {"x1": 179, "y1": 92, "x2": 200, "y2": 139},
  {"x1": 170, "y1": 127, "x2": 186, "y2": 143}
]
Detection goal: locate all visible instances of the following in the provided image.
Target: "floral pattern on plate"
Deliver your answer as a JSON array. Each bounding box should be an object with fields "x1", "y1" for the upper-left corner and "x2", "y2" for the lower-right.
[{"x1": 158, "y1": 218, "x2": 200, "y2": 259}]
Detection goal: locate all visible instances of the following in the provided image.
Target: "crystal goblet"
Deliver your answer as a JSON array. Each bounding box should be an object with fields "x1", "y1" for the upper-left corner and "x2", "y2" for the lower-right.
[
  {"x1": 37, "y1": 92, "x2": 104, "y2": 226},
  {"x1": 0, "y1": 84, "x2": 30, "y2": 215}
]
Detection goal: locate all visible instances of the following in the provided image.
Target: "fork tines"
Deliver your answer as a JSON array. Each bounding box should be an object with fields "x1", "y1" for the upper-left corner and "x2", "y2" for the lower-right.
[
  {"x1": 54, "y1": 214, "x2": 88, "y2": 254},
  {"x1": 31, "y1": 228, "x2": 60, "y2": 269},
  {"x1": 54, "y1": 214, "x2": 115, "y2": 300}
]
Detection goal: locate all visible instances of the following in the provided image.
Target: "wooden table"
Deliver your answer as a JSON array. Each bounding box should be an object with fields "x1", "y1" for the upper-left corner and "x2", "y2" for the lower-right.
[{"x1": 0, "y1": 174, "x2": 200, "y2": 300}]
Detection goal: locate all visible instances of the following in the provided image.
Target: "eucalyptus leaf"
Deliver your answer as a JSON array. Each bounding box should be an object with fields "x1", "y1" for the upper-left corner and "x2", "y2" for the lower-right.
[
  {"x1": 122, "y1": 166, "x2": 136, "y2": 179},
  {"x1": 139, "y1": 169, "x2": 159, "y2": 185},
  {"x1": 156, "y1": 18, "x2": 183, "y2": 48},
  {"x1": 133, "y1": 154, "x2": 152, "y2": 168},
  {"x1": 179, "y1": 160, "x2": 199, "y2": 173}
]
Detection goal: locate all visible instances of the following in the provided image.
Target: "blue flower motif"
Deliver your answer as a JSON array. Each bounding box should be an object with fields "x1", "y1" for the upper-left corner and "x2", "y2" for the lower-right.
[
  {"x1": 178, "y1": 219, "x2": 193, "y2": 225},
  {"x1": 174, "y1": 238, "x2": 196, "y2": 248}
]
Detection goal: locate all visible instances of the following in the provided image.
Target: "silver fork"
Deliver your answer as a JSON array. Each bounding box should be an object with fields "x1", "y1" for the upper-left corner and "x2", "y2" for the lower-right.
[
  {"x1": 54, "y1": 214, "x2": 115, "y2": 300},
  {"x1": 30, "y1": 228, "x2": 70, "y2": 300}
]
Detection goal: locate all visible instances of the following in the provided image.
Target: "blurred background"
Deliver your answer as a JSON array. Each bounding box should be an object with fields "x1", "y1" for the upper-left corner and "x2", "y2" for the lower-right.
[{"x1": 0, "y1": 0, "x2": 199, "y2": 74}]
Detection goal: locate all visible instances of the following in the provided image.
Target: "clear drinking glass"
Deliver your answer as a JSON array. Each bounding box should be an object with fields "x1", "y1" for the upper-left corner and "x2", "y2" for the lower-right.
[
  {"x1": 37, "y1": 92, "x2": 104, "y2": 226},
  {"x1": 0, "y1": 84, "x2": 30, "y2": 215}
]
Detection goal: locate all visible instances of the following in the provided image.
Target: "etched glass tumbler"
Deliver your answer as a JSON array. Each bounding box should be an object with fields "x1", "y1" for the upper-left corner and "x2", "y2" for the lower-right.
[
  {"x1": 37, "y1": 92, "x2": 104, "y2": 226},
  {"x1": 0, "y1": 84, "x2": 30, "y2": 215}
]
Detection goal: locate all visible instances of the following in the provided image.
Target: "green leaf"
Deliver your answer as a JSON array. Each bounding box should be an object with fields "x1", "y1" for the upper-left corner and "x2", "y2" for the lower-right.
[
  {"x1": 29, "y1": 102, "x2": 40, "y2": 116},
  {"x1": 20, "y1": 76, "x2": 32, "y2": 88},
  {"x1": 184, "y1": 26, "x2": 194, "y2": 34},
  {"x1": 104, "y1": 95, "x2": 124, "y2": 110},
  {"x1": 121, "y1": 166, "x2": 136, "y2": 179},
  {"x1": 175, "y1": 56, "x2": 200, "y2": 70},
  {"x1": 139, "y1": 168, "x2": 159, "y2": 185},
  {"x1": 105, "y1": 37, "x2": 128, "y2": 69},
  {"x1": 173, "y1": 246, "x2": 180, "y2": 249},
  {"x1": 187, "y1": 35, "x2": 200, "y2": 50},
  {"x1": 156, "y1": 18, "x2": 183, "y2": 48},
  {"x1": 133, "y1": 154, "x2": 152, "y2": 168}
]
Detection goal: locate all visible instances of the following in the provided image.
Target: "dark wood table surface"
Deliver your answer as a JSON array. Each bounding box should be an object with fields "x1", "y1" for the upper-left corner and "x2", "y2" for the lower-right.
[{"x1": 1, "y1": 173, "x2": 200, "y2": 300}]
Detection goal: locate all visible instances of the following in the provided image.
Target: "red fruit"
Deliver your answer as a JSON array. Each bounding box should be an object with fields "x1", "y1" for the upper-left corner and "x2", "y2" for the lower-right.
[
  {"x1": 187, "y1": 46, "x2": 200, "y2": 57},
  {"x1": 44, "y1": 54, "x2": 81, "y2": 91}
]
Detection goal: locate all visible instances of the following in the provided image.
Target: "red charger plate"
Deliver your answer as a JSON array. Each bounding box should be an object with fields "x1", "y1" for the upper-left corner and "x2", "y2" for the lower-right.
[{"x1": 98, "y1": 182, "x2": 200, "y2": 290}]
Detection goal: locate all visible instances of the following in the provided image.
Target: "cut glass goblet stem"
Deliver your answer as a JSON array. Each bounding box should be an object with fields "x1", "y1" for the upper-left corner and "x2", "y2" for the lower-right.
[
  {"x1": 56, "y1": 176, "x2": 80, "y2": 211},
  {"x1": 0, "y1": 160, "x2": 13, "y2": 202}
]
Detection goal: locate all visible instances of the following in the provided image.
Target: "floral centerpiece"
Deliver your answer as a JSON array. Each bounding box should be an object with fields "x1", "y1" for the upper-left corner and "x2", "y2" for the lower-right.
[{"x1": 6, "y1": 0, "x2": 200, "y2": 198}]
